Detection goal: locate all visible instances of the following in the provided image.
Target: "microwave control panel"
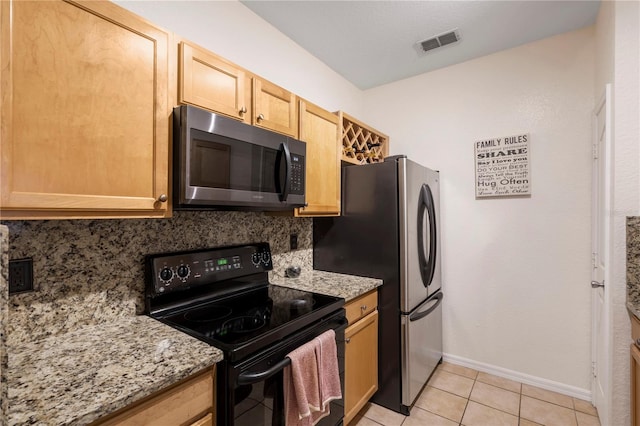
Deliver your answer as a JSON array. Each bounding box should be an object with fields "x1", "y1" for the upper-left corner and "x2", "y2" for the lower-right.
[{"x1": 290, "y1": 154, "x2": 305, "y2": 194}]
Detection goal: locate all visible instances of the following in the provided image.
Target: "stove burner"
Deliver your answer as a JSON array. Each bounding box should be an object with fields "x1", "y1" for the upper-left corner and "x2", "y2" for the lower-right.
[
  {"x1": 288, "y1": 298, "x2": 315, "y2": 314},
  {"x1": 184, "y1": 305, "x2": 233, "y2": 323},
  {"x1": 223, "y1": 316, "x2": 266, "y2": 334}
]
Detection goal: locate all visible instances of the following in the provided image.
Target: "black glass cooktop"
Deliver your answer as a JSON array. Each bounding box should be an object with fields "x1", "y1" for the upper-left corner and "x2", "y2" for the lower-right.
[{"x1": 157, "y1": 284, "x2": 344, "y2": 362}]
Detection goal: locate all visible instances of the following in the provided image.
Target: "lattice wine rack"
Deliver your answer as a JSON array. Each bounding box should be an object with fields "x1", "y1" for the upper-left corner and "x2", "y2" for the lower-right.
[{"x1": 336, "y1": 111, "x2": 389, "y2": 165}]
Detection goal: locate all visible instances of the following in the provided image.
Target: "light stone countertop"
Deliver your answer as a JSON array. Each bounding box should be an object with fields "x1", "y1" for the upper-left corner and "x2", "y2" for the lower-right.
[
  {"x1": 8, "y1": 316, "x2": 223, "y2": 426},
  {"x1": 269, "y1": 269, "x2": 382, "y2": 301},
  {"x1": 7, "y1": 269, "x2": 377, "y2": 425}
]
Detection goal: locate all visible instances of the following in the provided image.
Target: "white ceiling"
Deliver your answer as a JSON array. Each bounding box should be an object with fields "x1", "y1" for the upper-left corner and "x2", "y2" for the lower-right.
[{"x1": 240, "y1": 0, "x2": 601, "y2": 90}]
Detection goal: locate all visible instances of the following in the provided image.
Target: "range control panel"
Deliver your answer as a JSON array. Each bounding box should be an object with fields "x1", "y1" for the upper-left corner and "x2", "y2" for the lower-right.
[{"x1": 147, "y1": 242, "x2": 273, "y2": 296}]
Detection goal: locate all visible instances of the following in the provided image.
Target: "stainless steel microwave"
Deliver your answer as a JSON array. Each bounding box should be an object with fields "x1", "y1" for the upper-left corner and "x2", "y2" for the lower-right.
[{"x1": 173, "y1": 105, "x2": 306, "y2": 210}]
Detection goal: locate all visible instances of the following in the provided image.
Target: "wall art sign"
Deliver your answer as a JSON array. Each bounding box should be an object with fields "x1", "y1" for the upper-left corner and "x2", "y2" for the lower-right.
[{"x1": 475, "y1": 133, "x2": 530, "y2": 198}]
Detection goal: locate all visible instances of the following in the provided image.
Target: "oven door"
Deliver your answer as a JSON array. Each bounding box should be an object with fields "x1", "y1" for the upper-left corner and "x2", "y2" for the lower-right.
[
  {"x1": 174, "y1": 105, "x2": 306, "y2": 210},
  {"x1": 218, "y1": 310, "x2": 346, "y2": 426}
]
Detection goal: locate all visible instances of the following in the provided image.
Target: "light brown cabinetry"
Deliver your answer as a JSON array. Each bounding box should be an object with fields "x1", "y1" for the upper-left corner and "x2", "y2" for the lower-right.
[
  {"x1": 179, "y1": 41, "x2": 250, "y2": 123},
  {"x1": 0, "y1": 0, "x2": 170, "y2": 219},
  {"x1": 252, "y1": 78, "x2": 298, "y2": 137},
  {"x1": 94, "y1": 367, "x2": 216, "y2": 426},
  {"x1": 344, "y1": 290, "x2": 379, "y2": 425},
  {"x1": 632, "y1": 314, "x2": 640, "y2": 426},
  {"x1": 337, "y1": 111, "x2": 389, "y2": 165},
  {"x1": 295, "y1": 100, "x2": 341, "y2": 217},
  {"x1": 178, "y1": 41, "x2": 298, "y2": 137},
  {"x1": 632, "y1": 344, "x2": 640, "y2": 426}
]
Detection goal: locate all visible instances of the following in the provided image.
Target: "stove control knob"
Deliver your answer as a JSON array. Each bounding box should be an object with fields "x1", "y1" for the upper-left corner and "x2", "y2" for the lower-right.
[
  {"x1": 251, "y1": 252, "x2": 261, "y2": 267},
  {"x1": 261, "y1": 251, "x2": 271, "y2": 265},
  {"x1": 177, "y1": 264, "x2": 190, "y2": 280},
  {"x1": 159, "y1": 267, "x2": 173, "y2": 282}
]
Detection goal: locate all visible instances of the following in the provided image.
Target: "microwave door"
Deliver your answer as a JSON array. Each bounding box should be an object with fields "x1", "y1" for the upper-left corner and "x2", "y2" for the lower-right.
[{"x1": 192, "y1": 140, "x2": 231, "y2": 189}]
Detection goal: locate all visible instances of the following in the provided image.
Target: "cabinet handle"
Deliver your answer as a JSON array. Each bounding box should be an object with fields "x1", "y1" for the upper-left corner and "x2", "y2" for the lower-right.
[
  {"x1": 239, "y1": 106, "x2": 247, "y2": 115},
  {"x1": 158, "y1": 194, "x2": 168, "y2": 203},
  {"x1": 361, "y1": 305, "x2": 367, "y2": 311},
  {"x1": 257, "y1": 113, "x2": 265, "y2": 121}
]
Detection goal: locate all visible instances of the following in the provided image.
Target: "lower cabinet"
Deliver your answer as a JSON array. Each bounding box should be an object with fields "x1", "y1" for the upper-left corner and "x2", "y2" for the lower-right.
[
  {"x1": 632, "y1": 314, "x2": 640, "y2": 426},
  {"x1": 93, "y1": 366, "x2": 215, "y2": 426},
  {"x1": 632, "y1": 344, "x2": 640, "y2": 426},
  {"x1": 344, "y1": 291, "x2": 379, "y2": 425}
]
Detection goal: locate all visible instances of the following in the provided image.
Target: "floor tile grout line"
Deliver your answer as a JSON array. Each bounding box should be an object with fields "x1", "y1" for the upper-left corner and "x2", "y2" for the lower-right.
[
  {"x1": 439, "y1": 364, "x2": 593, "y2": 419},
  {"x1": 381, "y1": 364, "x2": 599, "y2": 426}
]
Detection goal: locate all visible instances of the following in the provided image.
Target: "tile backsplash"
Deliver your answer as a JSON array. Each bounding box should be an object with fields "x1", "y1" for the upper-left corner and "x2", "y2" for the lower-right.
[{"x1": 3, "y1": 211, "x2": 312, "y2": 346}]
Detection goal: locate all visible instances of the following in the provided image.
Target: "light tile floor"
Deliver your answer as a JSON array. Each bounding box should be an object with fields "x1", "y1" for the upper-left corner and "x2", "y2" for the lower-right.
[{"x1": 351, "y1": 362, "x2": 600, "y2": 426}]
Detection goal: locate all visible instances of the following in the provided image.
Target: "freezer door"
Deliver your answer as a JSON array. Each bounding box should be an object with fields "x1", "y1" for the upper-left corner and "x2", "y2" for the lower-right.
[
  {"x1": 401, "y1": 292, "x2": 443, "y2": 407},
  {"x1": 399, "y1": 159, "x2": 441, "y2": 312}
]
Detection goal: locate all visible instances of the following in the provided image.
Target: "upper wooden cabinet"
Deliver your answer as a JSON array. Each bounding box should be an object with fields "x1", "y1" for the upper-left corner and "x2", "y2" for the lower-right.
[
  {"x1": 0, "y1": 0, "x2": 170, "y2": 219},
  {"x1": 337, "y1": 111, "x2": 389, "y2": 165},
  {"x1": 252, "y1": 78, "x2": 298, "y2": 137},
  {"x1": 178, "y1": 40, "x2": 297, "y2": 138},
  {"x1": 295, "y1": 100, "x2": 340, "y2": 217},
  {"x1": 179, "y1": 41, "x2": 250, "y2": 124}
]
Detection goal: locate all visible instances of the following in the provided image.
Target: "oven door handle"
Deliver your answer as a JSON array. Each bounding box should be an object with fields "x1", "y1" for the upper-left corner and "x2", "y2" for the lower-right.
[{"x1": 237, "y1": 357, "x2": 291, "y2": 386}]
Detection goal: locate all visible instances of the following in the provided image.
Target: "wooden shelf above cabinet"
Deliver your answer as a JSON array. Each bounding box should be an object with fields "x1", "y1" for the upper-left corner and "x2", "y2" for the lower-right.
[{"x1": 336, "y1": 112, "x2": 389, "y2": 165}]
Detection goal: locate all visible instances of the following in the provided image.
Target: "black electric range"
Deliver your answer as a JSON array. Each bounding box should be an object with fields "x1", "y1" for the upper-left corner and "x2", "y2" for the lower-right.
[{"x1": 145, "y1": 243, "x2": 346, "y2": 426}]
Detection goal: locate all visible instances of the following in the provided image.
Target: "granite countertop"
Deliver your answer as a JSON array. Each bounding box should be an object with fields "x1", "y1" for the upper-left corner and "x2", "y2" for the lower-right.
[
  {"x1": 269, "y1": 269, "x2": 382, "y2": 301},
  {"x1": 8, "y1": 316, "x2": 223, "y2": 426},
  {"x1": 627, "y1": 217, "x2": 640, "y2": 321}
]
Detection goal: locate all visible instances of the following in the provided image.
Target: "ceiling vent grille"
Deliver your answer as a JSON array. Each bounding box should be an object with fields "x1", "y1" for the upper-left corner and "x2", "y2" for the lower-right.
[{"x1": 418, "y1": 29, "x2": 460, "y2": 53}]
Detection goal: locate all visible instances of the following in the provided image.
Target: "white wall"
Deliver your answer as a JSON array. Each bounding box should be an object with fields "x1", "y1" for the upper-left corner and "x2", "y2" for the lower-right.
[
  {"x1": 362, "y1": 28, "x2": 595, "y2": 392},
  {"x1": 114, "y1": 0, "x2": 363, "y2": 116},
  {"x1": 597, "y1": 1, "x2": 640, "y2": 424}
]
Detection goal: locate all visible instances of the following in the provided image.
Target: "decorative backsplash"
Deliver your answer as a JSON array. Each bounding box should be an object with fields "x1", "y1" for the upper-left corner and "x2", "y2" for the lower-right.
[
  {"x1": 2, "y1": 211, "x2": 312, "y2": 346},
  {"x1": 628, "y1": 217, "x2": 640, "y2": 311},
  {"x1": 0, "y1": 225, "x2": 8, "y2": 424}
]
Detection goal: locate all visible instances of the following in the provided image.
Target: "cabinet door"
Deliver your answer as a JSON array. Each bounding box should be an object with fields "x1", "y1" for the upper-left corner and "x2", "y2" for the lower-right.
[
  {"x1": 0, "y1": 0, "x2": 169, "y2": 218},
  {"x1": 344, "y1": 310, "x2": 379, "y2": 425},
  {"x1": 633, "y1": 345, "x2": 640, "y2": 426},
  {"x1": 179, "y1": 41, "x2": 250, "y2": 123},
  {"x1": 252, "y1": 78, "x2": 298, "y2": 137},
  {"x1": 96, "y1": 368, "x2": 214, "y2": 425},
  {"x1": 295, "y1": 101, "x2": 340, "y2": 217},
  {"x1": 190, "y1": 413, "x2": 213, "y2": 426}
]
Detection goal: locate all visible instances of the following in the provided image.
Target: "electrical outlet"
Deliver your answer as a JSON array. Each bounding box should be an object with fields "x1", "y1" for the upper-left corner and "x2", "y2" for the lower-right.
[
  {"x1": 290, "y1": 233, "x2": 298, "y2": 250},
  {"x1": 9, "y1": 258, "x2": 34, "y2": 294}
]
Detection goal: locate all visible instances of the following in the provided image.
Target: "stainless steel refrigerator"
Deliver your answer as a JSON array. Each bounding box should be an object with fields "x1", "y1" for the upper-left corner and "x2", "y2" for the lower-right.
[{"x1": 314, "y1": 155, "x2": 443, "y2": 415}]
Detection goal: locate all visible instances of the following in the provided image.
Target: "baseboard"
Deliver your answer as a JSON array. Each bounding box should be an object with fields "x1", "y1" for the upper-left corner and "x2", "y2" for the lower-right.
[{"x1": 443, "y1": 353, "x2": 592, "y2": 402}]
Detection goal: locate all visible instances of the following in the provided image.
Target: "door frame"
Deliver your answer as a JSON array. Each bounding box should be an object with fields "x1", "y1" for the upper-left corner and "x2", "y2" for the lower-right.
[{"x1": 591, "y1": 83, "x2": 612, "y2": 423}]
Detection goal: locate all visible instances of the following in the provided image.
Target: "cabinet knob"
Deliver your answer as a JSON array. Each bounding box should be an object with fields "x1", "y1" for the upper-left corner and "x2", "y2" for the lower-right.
[
  {"x1": 239, "y1": 106, "x2": 247, "y2": 115},
  {"x1": 345, "y1": 338, "x2": 351, "y2": 344},
  {"x1": 158, "y1": 194, "x2": 168, "y2": 203},
  {"x1": 257, "y1": 113, "x2": 265, "y2": 121},
  {"x1": 361, "y1": 305, "x2": 367, "y2": 311}
]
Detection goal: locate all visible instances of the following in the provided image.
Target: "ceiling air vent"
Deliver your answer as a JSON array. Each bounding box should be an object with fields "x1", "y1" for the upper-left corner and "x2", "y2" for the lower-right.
[{"x1": 418, "y1": 29, "x2": 461, "y2": 53}]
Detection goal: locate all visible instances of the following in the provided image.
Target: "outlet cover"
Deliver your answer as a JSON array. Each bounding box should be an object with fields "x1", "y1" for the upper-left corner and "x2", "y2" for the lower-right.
[{"x1": 9, "y1": 258, "x2": 34, "y2": 294}]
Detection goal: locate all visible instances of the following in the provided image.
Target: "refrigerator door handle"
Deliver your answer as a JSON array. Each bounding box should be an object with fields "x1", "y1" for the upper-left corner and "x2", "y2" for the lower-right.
[
  {"x1": 409, "y1": 292, "x2": 443, "y2": 322},
  {"x1": 417, "y1": 183, "x2": 437, "y2": 288}
]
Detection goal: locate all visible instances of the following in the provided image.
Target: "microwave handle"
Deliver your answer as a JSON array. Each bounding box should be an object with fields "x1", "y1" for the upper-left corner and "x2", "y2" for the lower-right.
[{"x1": 279, "y1": 143, "x2": 292, "y2": 202}]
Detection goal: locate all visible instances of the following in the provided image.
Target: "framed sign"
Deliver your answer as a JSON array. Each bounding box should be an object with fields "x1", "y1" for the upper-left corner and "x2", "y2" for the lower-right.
[{"x1": 475, "y1": 133, "x2": 530, "y2": 198}]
